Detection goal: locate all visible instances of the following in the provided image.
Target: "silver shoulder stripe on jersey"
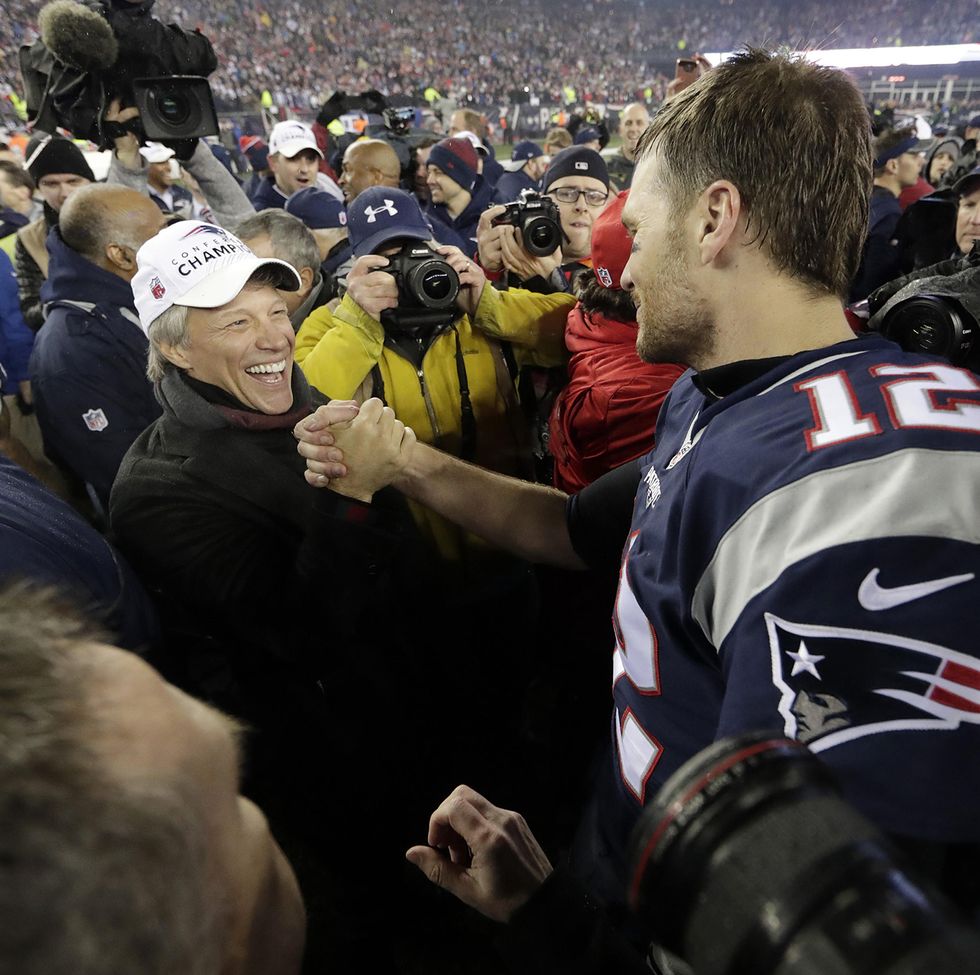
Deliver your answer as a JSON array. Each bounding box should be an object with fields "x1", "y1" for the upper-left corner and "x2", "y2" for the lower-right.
[
  {"x1": 759, "y1": 350, "x2": 871, "y2": 397},
  {"x1": 691, "y1": 448, "x2": 980, "y2": 650}
]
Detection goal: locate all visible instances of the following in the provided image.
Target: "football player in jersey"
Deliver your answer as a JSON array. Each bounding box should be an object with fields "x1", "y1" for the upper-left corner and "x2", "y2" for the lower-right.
[{"x1": 296, "y1": 49, "x2": 980, "y2": 962}]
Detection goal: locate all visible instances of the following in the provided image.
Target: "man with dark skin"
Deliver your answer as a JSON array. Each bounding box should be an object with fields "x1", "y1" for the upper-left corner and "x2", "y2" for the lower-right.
[{"x1": 337, "y1": 139, "x2": 401, "y2": 205}]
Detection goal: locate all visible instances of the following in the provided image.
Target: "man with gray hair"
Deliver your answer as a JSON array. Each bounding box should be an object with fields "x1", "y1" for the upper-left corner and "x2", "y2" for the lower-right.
[
  {"x1": 235, "y1": 209, "x2": 332, "y2": 329},
  {"x1": 0, "y1": 584, "x2": 306, "y2": 975},
  {"x1": 28, "y1": 183, "x2": 166, "y2": 510}
]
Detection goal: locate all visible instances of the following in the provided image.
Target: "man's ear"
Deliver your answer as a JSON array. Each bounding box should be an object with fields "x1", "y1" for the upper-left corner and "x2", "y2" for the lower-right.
[
  {"x1": 159, "y1": 341, "x2": 192, "y2": 370},
  {"x1": 298, "y1": 265, "x2": 315, "y2": 293},
  {"x1": 106, "y1": 242, "x2": 137, "y2": 273},
  {"x1": 696, "y1": 179, "x2": 742, "y2": 266}
]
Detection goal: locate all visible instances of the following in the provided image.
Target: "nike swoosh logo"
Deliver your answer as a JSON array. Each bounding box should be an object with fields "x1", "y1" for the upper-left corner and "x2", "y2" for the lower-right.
[{"x1": 858, "y1": 568, "x2": 975, "y2": 611}]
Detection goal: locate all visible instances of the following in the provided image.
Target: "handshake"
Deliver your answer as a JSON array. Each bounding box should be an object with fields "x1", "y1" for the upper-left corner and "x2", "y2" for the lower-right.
[{"x1": 293, "y1": 398, "x2": 416, "y2": 503}]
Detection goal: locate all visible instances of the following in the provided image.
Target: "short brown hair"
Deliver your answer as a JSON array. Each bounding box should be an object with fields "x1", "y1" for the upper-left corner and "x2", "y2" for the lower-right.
[
  {"x1": 452, "y1": 108, "x2": 487, "y2": 139},
  {"x1": 872, "y1": 125, "x2": 917, "y2": 178},
  {"x1": 0, "y1": 159, "x2": 34, "y2": 192},
  {"x1": 635, "y1": 49, "x2": 873, "y2": 300},
  {"x1": 543, "y1": 127, "x2": 573, "y2": 154}
]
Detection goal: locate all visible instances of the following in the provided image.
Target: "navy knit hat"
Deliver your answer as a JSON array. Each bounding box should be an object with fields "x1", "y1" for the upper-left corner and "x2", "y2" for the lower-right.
[
  {"x1": 426, "y1": 137, "x2": 479, "y2": 192},
  {"x1": 347, "y1": 187, "x2": 433, "y2": 257},
  {"x1": 25, "y1": 133, "x2": 95, "y2": 183},
  {"x1": 543, "y1": 147, "x2": 609, "y2": 191}
]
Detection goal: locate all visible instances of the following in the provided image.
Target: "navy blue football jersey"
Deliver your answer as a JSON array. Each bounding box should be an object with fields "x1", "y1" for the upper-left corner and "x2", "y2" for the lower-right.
[{"x1": 599, "y1": 335, "x2": 980, "y2": 890}]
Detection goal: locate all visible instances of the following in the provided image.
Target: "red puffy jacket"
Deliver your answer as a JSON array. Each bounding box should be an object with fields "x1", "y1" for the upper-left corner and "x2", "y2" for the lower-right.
[{"x1": 548, "y1": 304, "x2": 686, "y2": 493}]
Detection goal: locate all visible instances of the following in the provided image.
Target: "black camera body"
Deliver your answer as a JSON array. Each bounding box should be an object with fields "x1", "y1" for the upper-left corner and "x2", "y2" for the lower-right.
[
  {"x1": 380, "y1": 242, "x2": 460, "y2": 336},
  {"x1": 871, "y1": 240, "x2": 980, "y2": 371},
  {"x1": 492, "y1": 192, "x2": 562, "y2": 257}
]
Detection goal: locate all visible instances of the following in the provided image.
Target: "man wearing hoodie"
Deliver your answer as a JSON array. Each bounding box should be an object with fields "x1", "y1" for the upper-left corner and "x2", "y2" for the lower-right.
[
  {"x1": 424, "y1": 137, "x2": 494, "y2": 258},
  {"x1": 28, "y1": 184, "x2": 166, "y2": 509}
]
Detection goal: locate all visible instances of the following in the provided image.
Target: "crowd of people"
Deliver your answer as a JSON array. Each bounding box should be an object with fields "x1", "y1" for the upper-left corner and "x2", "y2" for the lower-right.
[
  {"x1": 0, "y1": 4, "x2": 979, "y2": 973},
  {"x1": 2, "y1": 0, "x2": 980, "y2": 113}
]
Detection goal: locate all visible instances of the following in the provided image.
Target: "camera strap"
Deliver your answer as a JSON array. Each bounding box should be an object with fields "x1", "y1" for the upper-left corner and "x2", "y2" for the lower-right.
[
  {"x1": 450, "y1": 324, "x2": 477, "y2": 462},
  {"x1": 369, "y1": 325, "x2": 477, "y2": 461}
]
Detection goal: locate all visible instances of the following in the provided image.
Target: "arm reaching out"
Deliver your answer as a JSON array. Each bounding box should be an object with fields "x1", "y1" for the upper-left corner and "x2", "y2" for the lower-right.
[{"x1": 406, "y1": 785, "x2": 553, "y2": 923}]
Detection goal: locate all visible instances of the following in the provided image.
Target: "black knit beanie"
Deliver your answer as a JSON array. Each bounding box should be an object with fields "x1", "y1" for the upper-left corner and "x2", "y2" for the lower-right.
[{"x1": 25, "y1": 133, "x2": 96, "y2": 183}]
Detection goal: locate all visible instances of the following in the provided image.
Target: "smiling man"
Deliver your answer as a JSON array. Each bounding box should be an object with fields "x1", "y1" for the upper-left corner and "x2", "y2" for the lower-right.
[
  {"x1": 605, "y1": 102, "x2": 651, "y2": 190},
  {"x1": 109, "y1": 219, "x2": 416, "y2": 967}
]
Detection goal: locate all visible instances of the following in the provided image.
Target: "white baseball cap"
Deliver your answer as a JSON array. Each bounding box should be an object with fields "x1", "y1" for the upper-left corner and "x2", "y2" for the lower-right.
[
  {"x1": 453, "y1": 129, "x2": 489, "y2": 157},
  {"x1": 139, "y1": 142, "x2": 176, "y2": 164},
  {"x1": 268, "y1": 120, "x2": 323, "y2": 159},
  {"x1": 131, "y1": 221, "x2": 301, "y2": 336}
]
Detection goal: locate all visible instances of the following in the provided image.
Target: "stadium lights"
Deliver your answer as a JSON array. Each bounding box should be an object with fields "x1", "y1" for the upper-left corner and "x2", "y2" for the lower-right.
[{"x1": 705, "y1": 45, "x2": 980, "y2": 69}]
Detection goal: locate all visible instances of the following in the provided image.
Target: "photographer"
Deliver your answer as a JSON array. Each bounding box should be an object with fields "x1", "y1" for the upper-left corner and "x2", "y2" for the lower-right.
[
  {"x1": 295, "y1": 186, "x2": 572, "y2": 561},
  {"x1": 104, "y1": 100, "x2": 254, "y2": 229},
  {"x1": 478, "y1": 146, "x2": 612, "y2": 294}
]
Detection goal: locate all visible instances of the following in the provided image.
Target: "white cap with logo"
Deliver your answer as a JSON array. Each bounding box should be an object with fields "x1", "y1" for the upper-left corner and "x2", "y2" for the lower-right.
[
  {"x1": 131, "y1": 221, "x2": 301, "y2": 336},
  {"x1": 138, "y1": 142, "x2": 176, "y2": 164},
  {"x1": 268, "y1": 120, "x2": 324, "y2": 159}
]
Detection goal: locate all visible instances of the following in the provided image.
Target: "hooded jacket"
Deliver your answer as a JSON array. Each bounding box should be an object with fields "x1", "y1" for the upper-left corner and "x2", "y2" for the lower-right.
[
  {"x1": 548, "y1": 304, "x2": 686, "y2": 493},
  {"x1": 923, "y1": 136, "x2": 963, "y2": 187},
  {"x1": 424, "y1": 176, "x2": 494, "y2": 258},
  {"x1": 29, "y1": 227, "x2": 161, "y2": 507}
]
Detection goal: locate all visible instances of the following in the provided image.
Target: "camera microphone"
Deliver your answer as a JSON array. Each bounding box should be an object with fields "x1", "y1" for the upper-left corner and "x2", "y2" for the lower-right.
[{"x1": 38, "y1": 0, "x2": 119, "y2": 72}]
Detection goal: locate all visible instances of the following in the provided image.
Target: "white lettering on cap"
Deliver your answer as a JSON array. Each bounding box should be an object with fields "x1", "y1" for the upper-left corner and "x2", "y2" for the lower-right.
[{"x1": 575, "y1": 161, "x2": 589, "y2": 170}]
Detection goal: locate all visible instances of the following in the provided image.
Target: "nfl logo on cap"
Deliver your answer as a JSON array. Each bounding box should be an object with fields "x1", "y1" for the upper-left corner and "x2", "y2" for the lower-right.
[{"x1": 150, "y1": 276, "x2": 166, "y2": 300}]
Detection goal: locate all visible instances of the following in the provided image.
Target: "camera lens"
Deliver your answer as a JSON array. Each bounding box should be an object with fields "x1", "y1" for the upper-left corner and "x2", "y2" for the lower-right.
[
  {"x1": 406, "y1": 259, "x2": 459, "y2": 309},
  {"x1": 521, "y1": 214, "x2": 561, "y2": 257},
  {"x1": 628, "y1": 732, "x2": 971, "y2": 975},
  {"x1": 156, "y1": 91, "x2": 191, "y2": 126}
]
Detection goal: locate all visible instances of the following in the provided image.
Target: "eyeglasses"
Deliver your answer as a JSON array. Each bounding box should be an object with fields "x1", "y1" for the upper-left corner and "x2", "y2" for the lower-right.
[{"x1": 547, "y1": 187, "x2": 609, "y2": 207}]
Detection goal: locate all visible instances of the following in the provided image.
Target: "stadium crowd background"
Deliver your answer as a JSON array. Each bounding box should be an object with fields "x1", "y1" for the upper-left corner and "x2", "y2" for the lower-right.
[{"x1": 1, "y1": 0, "x2": 979, "y2": 114}]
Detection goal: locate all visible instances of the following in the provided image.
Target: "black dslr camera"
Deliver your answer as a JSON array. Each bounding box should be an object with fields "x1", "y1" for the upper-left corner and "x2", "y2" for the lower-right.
[
  {"x1": 492, "y1": 192, "x2": 563, "y2": 257},
  {"x1": 381, "y1": 242, "x2": 460, "y2": 336},
  {"x1": 869, "y1": 240, "x2": 980, "y2": 371},
  {"x1": 19, "y1": 0, "x2": 219, "y2": 146}
]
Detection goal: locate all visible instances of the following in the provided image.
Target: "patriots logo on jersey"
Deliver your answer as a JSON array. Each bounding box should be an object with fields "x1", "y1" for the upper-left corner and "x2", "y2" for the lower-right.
[{"x1": 766, "y1": 613, "x2": 980, "y2": 751}]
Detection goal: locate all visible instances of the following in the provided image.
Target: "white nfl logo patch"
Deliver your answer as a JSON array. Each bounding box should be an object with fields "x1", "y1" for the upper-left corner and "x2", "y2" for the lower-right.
[
  {"x1": 597, "y1": 266, "x2": 613, "y2": 287},
  {"x1": 643, "y1": 466, "x2": 661, "y2": 509},
  {"x1": 82, "y1": 408, "x2": 109, "y2": 432}
]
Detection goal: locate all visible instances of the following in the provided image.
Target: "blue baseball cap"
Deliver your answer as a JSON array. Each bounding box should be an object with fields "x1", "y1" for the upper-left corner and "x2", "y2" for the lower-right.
[
  {"x1": 347, "y1": 187, "x2": 433, "y2": 257},
  {"x1": 501, "y1": 140, "x2": 544, "y2": 172},
  {"x1": 286, "y1": 187, "x2": 348, "y2": 230},
  {"x1": 573, "y1": 126, "x2": 602, "y2": 146}
]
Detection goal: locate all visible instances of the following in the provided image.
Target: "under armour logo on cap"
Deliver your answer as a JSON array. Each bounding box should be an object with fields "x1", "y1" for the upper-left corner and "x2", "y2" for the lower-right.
[
  {"x1": 347, "y1": 187, "x2": 433, "y2": 257},
  {"x1": 364, "y1": 200, "x2": 398, "y2": 223}
]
